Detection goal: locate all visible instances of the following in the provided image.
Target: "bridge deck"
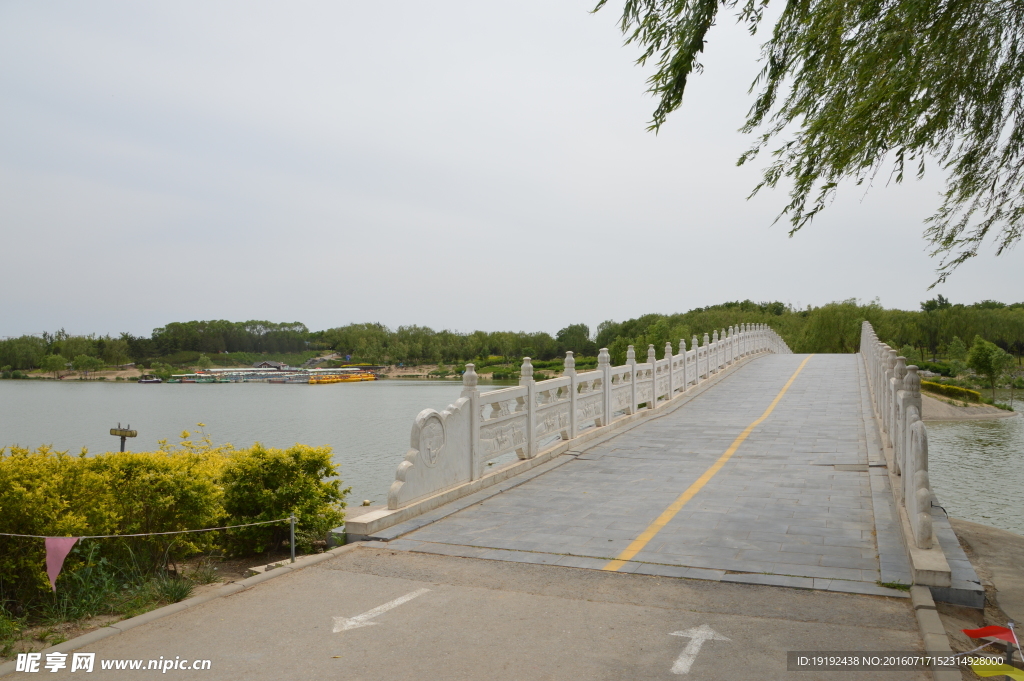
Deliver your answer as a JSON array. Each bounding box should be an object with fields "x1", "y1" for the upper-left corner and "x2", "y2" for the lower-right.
[{"x1": 386, "y1": 354, "x2": 914, "y2": 597}]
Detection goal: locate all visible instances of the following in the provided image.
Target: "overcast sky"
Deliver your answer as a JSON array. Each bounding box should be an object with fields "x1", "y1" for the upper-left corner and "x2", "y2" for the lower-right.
[{"x1": 2, "y1": 1, "x2": 1021, "y2": 339}]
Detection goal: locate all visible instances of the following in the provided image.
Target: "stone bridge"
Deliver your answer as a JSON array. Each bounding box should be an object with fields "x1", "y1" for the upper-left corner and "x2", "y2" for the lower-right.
[{"x1": 346, "y1": 323, "x2": 981, "y2": 608}]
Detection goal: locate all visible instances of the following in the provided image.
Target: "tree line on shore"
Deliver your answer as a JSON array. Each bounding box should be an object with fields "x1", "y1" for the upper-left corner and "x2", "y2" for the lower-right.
[{"x1": 1, "y1": 298, "x2": 1023, "y2": 374}]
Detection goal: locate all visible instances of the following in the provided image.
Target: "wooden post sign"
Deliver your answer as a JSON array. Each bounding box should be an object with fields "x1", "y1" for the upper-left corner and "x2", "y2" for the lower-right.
[{"x1": 110, "y1": 423, "x2": 137, "y2": 452}]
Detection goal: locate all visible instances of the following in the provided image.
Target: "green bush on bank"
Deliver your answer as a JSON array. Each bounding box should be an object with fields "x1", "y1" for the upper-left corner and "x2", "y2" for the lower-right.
[
  {"x1": 0, "y1": 436, "x2": 347, "y2": 619},
  {"x1": 914, "y1": 360, "x2": 955, "y2": 377},
  {"x1": 920, "y1": 381, "x2": 981, "y2": 403}
]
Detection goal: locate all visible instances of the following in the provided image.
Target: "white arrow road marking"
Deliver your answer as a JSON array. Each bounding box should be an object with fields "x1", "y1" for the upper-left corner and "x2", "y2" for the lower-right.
[
  {"x1": 332, "y1": 588, "x2": 431, "y2": 632},
  {"x1": 669, "y1": 624, "x2": 731, "y2": 674}
]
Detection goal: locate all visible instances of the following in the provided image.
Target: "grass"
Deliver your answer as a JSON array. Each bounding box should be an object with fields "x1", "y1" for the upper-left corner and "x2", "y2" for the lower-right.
[
  {"x1": 0, "y1": 608, "x2": 25, "y2": 658},
  {"x1": 149, "y1": 575, "x2": 195, "y2": 603},
  {"x1": 876, "y1": 580, "x2": 912, "y2": 592},
  {"x1": 186, "y1": 560, "x2": 222, "y2": 585}
]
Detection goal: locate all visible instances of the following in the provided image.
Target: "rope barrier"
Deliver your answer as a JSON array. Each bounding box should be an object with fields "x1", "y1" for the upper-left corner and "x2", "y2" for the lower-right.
[{"x1": 0, "y1": 518, "x2": 291, "y2": 539}]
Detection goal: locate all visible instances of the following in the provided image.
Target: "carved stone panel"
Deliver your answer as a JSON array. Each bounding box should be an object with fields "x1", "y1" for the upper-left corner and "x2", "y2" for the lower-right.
[
  {"x1": 613, "y1": 386, "x2": 631, "y2": 410},
  {"x1": 417, "y1": 413, "x2": 445, "y2": 468},
  {"x1": 536, "y1": 404, "x2": 570, "y2": 438},
  {"x1": 576, "y1": 393, "x2": 603, "y2": 421},
  {"x1": 389, "y1": 400, "x2": 472, "y2": 510},
  {"x1": 480, "y1": 415, "x2": 528, "y2": 460}
]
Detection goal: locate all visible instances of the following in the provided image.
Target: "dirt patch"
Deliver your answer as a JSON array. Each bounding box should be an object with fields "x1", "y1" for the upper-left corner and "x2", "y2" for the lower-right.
[
  {"x1": 935, "y1": 519, "x2": 1024, "y2": 678},
  {"x1": 921, "y1": 393, "x2": 1017, "y2": 421}
]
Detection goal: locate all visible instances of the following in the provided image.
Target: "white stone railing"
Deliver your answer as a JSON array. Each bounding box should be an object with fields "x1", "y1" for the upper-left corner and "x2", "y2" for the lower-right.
[
  {"x1": 388, "y1": 323, "x2": 791, "y2": 510},
  {"x1": 860, "y1": 321, "x2": 933, "y2": 549}
]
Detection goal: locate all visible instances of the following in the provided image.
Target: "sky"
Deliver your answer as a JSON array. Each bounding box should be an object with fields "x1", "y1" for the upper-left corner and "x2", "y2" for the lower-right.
[{"x1": 2, "y1": 1, "x2": 1021, "y2": 340}]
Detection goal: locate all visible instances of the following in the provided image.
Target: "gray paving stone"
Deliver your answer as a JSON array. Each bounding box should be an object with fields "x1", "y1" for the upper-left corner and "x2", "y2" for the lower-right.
[{"x1": 721, "y1": 573, "x2": 815, "y2": 589}]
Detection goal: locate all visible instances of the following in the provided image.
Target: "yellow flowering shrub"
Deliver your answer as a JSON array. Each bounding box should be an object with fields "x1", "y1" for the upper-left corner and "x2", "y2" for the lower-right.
[{"x1": 0, "y1": 430, "x2": 347, "y2": 613}]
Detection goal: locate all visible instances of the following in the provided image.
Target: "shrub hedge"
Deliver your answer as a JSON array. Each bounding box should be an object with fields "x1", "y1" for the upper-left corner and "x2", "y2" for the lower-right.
[
  {"x1": 914, "y1": 360, "x2": 955, "y2": 377},
  {"x1": 920, "y1": 381, "x2": 981, "y2": 403},
  {"x1": 0, "y1": 436, "x2": 347, "y2": 616}
]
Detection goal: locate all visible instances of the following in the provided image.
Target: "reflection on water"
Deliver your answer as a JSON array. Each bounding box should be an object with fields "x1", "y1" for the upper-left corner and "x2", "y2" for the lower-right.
[
  {"x1": 0, "y1": 380, "x2": 483, "y2": 504},
  {"x1": 927, "y1": 415, "x2": 1024, "y2": 536}
]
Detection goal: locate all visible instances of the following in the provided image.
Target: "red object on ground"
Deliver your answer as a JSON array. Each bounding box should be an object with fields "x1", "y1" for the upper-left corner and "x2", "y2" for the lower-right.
[{"x1": 963, "y1": 626, "x2": 1016, "y2": 643}]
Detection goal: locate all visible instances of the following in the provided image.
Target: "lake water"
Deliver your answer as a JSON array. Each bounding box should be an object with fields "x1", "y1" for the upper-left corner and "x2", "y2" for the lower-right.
[
  {"x1": 2, "y1": 380, "x2": 1021, "y2": 535},
  {"x1": 926, "y1": 415, "x2": 1024, "y2": 536},
  {"x1": 0, "y1": 379, "x2": 476, "y2": 505}
]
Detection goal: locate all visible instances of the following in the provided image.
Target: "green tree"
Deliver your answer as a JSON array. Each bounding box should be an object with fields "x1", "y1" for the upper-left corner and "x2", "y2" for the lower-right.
[
  {"x1": 72, "y1": 355, "x2": 104, "y2": 378},
  {"x1": 947, "y1": 336, "x2": 968, "y2": 362},
  {"x1": 39, "y1": 354, "x2": 66, "y2": 379},
  {"x1": 556, "y1": 324, "x2": 597, "y2": 357},
  {"x1": 598, "y1": 0, "x2": 1024, "y2": 280},
  {"x1": 967, "y1": 336, "x2": 1007, "y2": 399},
  {"x1": 149, "y1": 363, "x2": 174, "y2": 382},
  {"x1": 195, "y1": 354, "x2": 213, "y2": 370},
  {"x1": 102, "y1": 338, "x2": 130, "y2": 368}
]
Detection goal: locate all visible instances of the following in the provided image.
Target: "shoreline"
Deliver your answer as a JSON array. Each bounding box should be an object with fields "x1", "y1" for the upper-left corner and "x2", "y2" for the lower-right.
[{"x1": 921, "y1": 392, "x2": 1018, "y2": 420}]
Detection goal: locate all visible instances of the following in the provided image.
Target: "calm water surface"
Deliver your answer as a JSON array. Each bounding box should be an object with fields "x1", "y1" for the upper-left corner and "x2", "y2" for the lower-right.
[
  {"x1": 926, "y1": 415, "x2": 1024, "y2": 536},
  {"x1": 0, "y1": 380, "x2": 483, "y2": 504},
  {"x1": 2, "y1": 381, "x2": 1021, "y2": 534}
]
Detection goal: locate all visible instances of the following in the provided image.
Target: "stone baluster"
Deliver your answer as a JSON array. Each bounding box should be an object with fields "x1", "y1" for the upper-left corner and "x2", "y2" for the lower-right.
[
  {"x1": 891, "y1": 356, "x2": 907, "y2": 469},
  {"x1": 680, "y1": 338, "x2": 689, "y2": 390},
  {"x1": 882, "y1": 348, "x2": 896, "y2": 446},
  {"x1": 598, "y1": 347, "x2": 611, "y2": 426},
  {"x1": 627, "y1": 345, "x2": 637, "y2": 414},
  {"x1": 728, "y1": 326, "x2": 735, "y2": 363},
  {"x1": 520, "y1": 357, "x2": 536, "y2": 458},
  {"x1": 880, "y1": 345, "x2": 889, "y2": 405},
  {"x1": 564, "y1": 351, "x2": 577, "y2": 440},
  {"x1": 462, "y1": 364, "x2": 480, "y2": 480},
  {"x1": 691, "y1": 335, "x2": 699, "y2": 382},
  {"x1": 666, "y1": 341, "x2": 675, "y2": 398},
  {"x1": 711, "y1": 330, "x2": 719, "y2": 373},
  {"x1": 647, "y1": 344, "x2": 657, "y2": 408},
  {"x1": 898, "y1": 365, "x2": 922, "y2": 478},
  {"x1": 702, "y1": 333, "x2": 710, "y2": 380}
]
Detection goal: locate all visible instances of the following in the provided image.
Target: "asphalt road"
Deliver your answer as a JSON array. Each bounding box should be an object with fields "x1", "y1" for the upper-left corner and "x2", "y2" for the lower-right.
[{"x1": 37, "y1": 545, "x2": 929, "y2": 681}]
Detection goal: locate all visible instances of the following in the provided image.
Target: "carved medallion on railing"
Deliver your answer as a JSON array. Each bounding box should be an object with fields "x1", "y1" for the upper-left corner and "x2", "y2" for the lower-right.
[{"x1": 417, "y1": 413, "x2": 445, "y2": 468}]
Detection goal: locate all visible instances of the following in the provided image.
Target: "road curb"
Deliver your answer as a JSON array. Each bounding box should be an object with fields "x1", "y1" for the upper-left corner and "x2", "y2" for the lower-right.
[
  {"x1": 0, "y1": 543, "x2": 363, "y2": 677},
  {"x1": 909, "y1": 586, "x2": 961, "y2": 681}
]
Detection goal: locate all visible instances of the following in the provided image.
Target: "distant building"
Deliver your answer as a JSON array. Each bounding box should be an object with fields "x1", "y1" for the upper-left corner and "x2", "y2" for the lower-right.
[{"x1": 252, "y1": 360, "x2": 286, "y2": 370}]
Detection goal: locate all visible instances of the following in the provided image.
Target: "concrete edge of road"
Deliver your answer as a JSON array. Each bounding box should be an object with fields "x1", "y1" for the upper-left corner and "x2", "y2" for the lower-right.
[
  {"x1": 909, "y1": 585, "x2": 961, "y2": 681},
  {"x1": 0, "y1": 543, "x2": 365, "y2": 677}
]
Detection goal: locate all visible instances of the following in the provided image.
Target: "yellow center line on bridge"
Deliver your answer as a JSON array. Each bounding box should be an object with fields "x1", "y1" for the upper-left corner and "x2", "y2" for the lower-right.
[{"x1": 602, "y1": 354, "x2": 815, "y2": 572}]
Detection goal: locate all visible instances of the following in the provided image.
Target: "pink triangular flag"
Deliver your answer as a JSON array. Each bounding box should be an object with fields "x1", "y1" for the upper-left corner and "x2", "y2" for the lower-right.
[{"x1": 45, "y1": 537, "x2": 79, "y2": 592}]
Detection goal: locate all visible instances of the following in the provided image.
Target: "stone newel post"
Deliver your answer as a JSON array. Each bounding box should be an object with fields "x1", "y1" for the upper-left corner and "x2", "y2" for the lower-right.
[
  {"x1": 520, "y1": 357, "x2": 536, "y2": 458},
  {"x1": 666, "y1": 341, "x2": 675, "y2": 398},
  {"x1": 891, "y1": 356, "x2": 908, "y2": 467},
  {"x1": 564, "y1": 351, "x2": 577, "y2": 440},
  {"x1": 692, "y1": 335, "x2": 699, "y2": 382},
  {"x1": 681, "y1": 338, "x2": 690, "y2": 389},
  {"x1": 462, "y1": 364, "x2": 481, "y2": 480},
  {"x1": 626, "y1": 345, "x2": 637, "y2": 414},
  {"x1": 648, "y1": 344, "x2": 658, "y2": 408},
  {"x1": 598, "y1": 347, "x2": 611, "y2": 425},
  {"x1": 461, "y1": 363, "x2": 479, "y2": 398},
  {"x1": 702, "y1": 333, "x2": 710, "y2": 380}
]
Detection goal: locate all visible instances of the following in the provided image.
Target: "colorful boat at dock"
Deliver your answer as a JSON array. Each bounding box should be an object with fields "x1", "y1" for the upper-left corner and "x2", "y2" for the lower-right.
[{"x1": 168, "y1": 366, "x2": 379, "y2": 385}]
